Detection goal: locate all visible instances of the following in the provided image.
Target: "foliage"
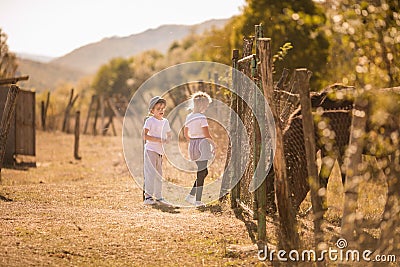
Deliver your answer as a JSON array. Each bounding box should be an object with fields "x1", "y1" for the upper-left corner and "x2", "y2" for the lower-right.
[
  {"x1": 166, "y1": 32, "x2": 203, "y2": 65},
  {"x1": 129, "y1": 50, "x2": 165, "y2": 94},
  {"x1": 0, "y1": 29, "x2": 18, "y2": 78},
  {"x1": 90, "y1": 0, "x2": 400, "y2": 99},
  {"x1": 229, "y1": 0, "x2": 330, "y2": 90},
  {"x1": 190, "y1": 24, "x2": 235, "y2": 66},
  {"x1": 273, "y1": 42, "x2": 294, "y2": 62},
  {"x1": 91, "y1": 57, "x2": 133, "y2": 97},
  {"x1": 91, "y1": 50, "x2": 166, "y2": 98},
  {"x1": 36, "y1": 78, "x2": 95, "y2": 131},
  {"x1": 325, "y1": 0, "x2": 400, "y2": 88}
]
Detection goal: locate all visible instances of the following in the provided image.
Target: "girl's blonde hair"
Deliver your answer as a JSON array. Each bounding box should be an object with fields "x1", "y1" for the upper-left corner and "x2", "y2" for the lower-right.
[{"x1": 188, "y1": 91, "x2": 212, "y2": 112}]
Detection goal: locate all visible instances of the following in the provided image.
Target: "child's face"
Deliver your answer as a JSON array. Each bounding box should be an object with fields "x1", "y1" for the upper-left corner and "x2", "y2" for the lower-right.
[{"x1": 151, "y1": 103, "x2": 166, "y2": 119}]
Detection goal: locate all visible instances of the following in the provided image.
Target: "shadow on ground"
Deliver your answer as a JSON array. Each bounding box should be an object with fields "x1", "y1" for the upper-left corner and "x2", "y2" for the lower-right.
[
  {"x1": 0, "y1": 195, "x2": 12, "y2": 202},
  {"x1": 152, "y1": 203, "x2": 181, "y2": 214}
]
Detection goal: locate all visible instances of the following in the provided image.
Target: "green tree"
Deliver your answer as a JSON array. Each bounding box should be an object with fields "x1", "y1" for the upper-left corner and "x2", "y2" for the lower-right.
[
  {"x1": 129, "y1": 50, "x2": 165, "y2": 93},
  {"x1": 92, "y1": 57, "x2": 132, "y2": 97},
  {"x1": 0, "y1": 29, "x2": 18, "y2": 78},
  {"x1": 325, "y1": 0, "x2": 400, "y2": 88},
  {"x1": 230, "y1": 0, "x2": 329, "y2": 90},
  {"x1": 166, "y1": 32, "x2": 203, "y2": 65},
  {"x1": 180, "y1": 25, "x2": 234, "y2": 66},
  {"x1": 92, "y1": 50, "x2": 167, "y2": 98}
]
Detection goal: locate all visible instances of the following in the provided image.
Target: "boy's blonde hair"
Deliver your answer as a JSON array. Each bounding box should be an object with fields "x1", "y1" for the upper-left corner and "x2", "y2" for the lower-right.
[{"x1": 189, "y1": 91, "x2": 212, "y2": 112}]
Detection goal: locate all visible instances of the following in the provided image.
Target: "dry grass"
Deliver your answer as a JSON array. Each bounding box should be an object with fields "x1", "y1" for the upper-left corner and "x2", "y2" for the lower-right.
[
  {"x1": 0, "y1": 131, "x2": 263, "y2": 267},
  {"x1": 0, "y1": 130, "x2": 397, "y2": 266}
]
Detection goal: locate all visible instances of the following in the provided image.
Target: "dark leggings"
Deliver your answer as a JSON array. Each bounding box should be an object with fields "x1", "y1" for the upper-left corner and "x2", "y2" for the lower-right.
[{"x1": 189, "y1": 160, "x2": 208, "y2": 201}]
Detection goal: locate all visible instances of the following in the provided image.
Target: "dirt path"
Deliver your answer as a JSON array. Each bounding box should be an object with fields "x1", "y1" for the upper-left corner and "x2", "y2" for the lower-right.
[{"x1": 0, "y1": 131, "x2": 263, "y2": 266}]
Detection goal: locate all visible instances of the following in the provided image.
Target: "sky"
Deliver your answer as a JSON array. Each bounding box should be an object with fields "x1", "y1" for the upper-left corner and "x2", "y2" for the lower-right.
[{"x1": 1, "y1": 0, "x2": 245, "y2": 58}]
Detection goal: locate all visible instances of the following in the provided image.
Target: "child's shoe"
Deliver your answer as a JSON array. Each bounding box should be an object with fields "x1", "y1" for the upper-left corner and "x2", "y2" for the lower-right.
[
  {"x1": 185, "y1": 194, "x2": 196, "y2": 205},
  {"x1": 156, "y1": 198, "x2": 171, "y2": 206},
  {"x1": 143, "y1": 197, "x2": 155, "y2": 205},
  {"x1": 195, "y1": 201, "x2": 205, "y2": 207}
]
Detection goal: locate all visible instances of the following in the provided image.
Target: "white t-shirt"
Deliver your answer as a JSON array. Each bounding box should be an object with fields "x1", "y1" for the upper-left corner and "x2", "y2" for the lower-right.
[
  {"x1": 143, "y1": 116, "x2": 171, "y2": 155},
  {"x1": 185, "y1": 112, "x2": 208, "y2": 138}
]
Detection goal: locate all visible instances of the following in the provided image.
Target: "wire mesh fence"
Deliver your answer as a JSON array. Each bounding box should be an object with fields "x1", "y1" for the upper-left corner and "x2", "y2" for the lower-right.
[{"x1": 228, "y1": 27, "x2": 400, "y2": 259}]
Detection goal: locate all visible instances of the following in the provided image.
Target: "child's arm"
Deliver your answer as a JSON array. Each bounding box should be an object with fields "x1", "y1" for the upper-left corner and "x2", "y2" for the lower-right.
[
  {"x1": 202, "y1": 126, "x2": 212, "y2": 139},
  {"x1": 143, "y1": 128, "x2": 163, "y2": 143},
  {"x1": 184, "y1": 127, "x2": 190, "y2": 141},
  {"x1": 166, "y1": 131, "x2": 172, "y2": 143}
]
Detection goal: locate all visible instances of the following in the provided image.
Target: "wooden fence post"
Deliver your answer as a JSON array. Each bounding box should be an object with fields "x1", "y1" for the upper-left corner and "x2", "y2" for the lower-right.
[
  {"x1": 0, "y1": 84, "x2": 20, "y2": 180},
  {"x1": 297, "y1": 68, "x2": 325, "y2": 264},
  {"x1": 102, "y1": 99, "x2": 116, "y2": 136},
  {"x1": 74, "y1": 111, "x2": 81, "y2": 160},
  {"x1": 197, "y1": 80, "x2": 205, "y2": 94},
  {"x1": 84, "y1": 95, "x2": 96, "y2": 134},
  {"x1": 100, "y1": 95, "x2": 105, "y2": 135},
  {"x1": 41, "y1": 101, "x2": 45, "y2": 130},
  {"x1": 377, "y1": 151, "x2": 400, "y2": 255},
  {"x1": 258, "y1": 38, "x2": 300, "y2": 250},
  {"x1": 41, "y1": 91, "x2": 50, "y2": 130},
  {"x1": 185, "y1": 83, "x2": 193, "y2": 97},
  {"x1": 93, "y1": 96, "x2": 100, "y2": 136},
  {"x1": 0, "y1": 76, "x2": 29, "y2": 86},
  {"x1": 107, "y1": 97, "x2": 124, "y2": 124},
  {"x1": 62, "y1": 88, "x2": 79, "y2": 133},
  {"x1": 254, "y1": 24, "x2": 269, "y2": 243},
  {"x1": 213, "y1": 72, "x2": 218, "y2": 97},
  {"x1": 341, "y1": 94, "x2": 368, "y2": 246},
  {"x1": 230, "y1": 49, "x2": 240, "y2": 209}
]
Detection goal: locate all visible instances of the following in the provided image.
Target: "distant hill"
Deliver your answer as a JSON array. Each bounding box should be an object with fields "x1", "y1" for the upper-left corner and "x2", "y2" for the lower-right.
[
  {"x1": 14, "y1": 18, "x2": 229, "y2": 91},
  {"x1": 15, "y1": 58, "x2": 86, "y2": 92},
  {"x1": 16, "y1": 53, "x2": 54, "y2": 63},
  {"x1": 51, "y1": 19, "x2": 228, "y2": 74}
]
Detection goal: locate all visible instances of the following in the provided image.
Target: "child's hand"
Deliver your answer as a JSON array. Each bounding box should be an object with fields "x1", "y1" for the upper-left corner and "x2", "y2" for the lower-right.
[
  {"x1": 212, "y1": 143, "x2": 217, "y2": 154},
  {"x1": 164, "y1": 132, "x2": 172, "y2": 144},
  {"x1": 207, "y1": 139, "x2": 216, "y2": 154}
]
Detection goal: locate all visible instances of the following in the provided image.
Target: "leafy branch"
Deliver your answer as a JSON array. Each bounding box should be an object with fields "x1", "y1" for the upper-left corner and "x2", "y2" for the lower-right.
[{"x1": 273, "y1": 42, "x2": 293, "y2": 63}]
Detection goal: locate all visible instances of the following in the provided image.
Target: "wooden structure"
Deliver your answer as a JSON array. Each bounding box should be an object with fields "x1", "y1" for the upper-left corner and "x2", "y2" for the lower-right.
[
  {"x1": 74, "y1": 111, "x2": 81, "y2": 160},
  {"x1": 339, "y1": 88, "x2": 400, "y2": 254},
  {"x1": 0, "y1": 76, "x2": 34, "y2": 169},
  {"x1": 40, "y1": 91, "x2": 50, "y2": 130},
  {"x1": 228, "y1": 26, "x2": 327, "y2": 255},
  {"x1": 228, "y1": 25, "x2": 302, "y2": 250},
  {"x1": 0, "y1": 86, "x2": 35, "y2": 167},
  {"x1": 84, "y1": 94, "x2": 123, "y2": 136},
  {"x1": 258, "y1": 38, "x2": 300, "y2": 250},
  {"x1": 225, "y1": 24, "x2": 400, "y2": 262},
  {"x1": 62, "y1": 88, "x2": 79, "y2": 133}
]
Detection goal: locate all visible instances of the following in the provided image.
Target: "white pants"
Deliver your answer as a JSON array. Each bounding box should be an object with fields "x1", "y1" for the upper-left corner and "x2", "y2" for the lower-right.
[{"x1": 144, "y1": 150, "x2": 163, "y2": 199}]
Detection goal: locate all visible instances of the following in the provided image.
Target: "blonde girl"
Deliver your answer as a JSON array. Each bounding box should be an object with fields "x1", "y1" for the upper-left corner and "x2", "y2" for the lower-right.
[{"x1": 183, "y1": 92, "x2": 214, "y2": 207}]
